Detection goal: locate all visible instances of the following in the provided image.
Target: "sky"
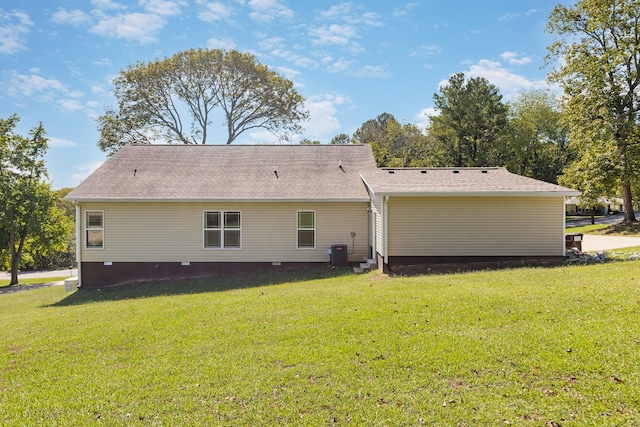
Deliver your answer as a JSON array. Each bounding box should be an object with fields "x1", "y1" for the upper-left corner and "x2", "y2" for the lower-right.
[{"x1": 0, "y1": 0, "x2": 570, "y2": 189}]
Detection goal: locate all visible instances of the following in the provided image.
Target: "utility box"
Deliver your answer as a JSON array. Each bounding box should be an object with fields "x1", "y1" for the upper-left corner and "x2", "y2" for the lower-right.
[
  {"x1": 565, "y1": 233, "x2": 583, "y2": 251},
  {"x1": 330, "y1": 244, "x2": 348, "y2": 267}
]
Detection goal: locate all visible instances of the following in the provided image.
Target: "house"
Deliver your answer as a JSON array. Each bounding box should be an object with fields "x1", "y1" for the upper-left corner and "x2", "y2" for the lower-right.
[
  {"x1": 65, "y1": 144, "x2": 579, "y2": 287},
  {"x1": 566, "y1": 196, "x2": 624, "y2": 216}
]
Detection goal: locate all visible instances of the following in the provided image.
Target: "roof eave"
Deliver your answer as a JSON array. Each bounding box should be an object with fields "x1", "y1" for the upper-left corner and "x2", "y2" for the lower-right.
[
  {"x1": 65, "y1": 197, "x2": 372, "y2": 203},
  {"x1": 367, "y1": 190, "x2": 582, "y2": 197}
]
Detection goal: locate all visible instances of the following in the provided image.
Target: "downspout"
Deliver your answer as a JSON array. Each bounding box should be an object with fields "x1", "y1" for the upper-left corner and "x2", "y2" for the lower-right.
[
  {"x1": 75, "y1": 202, "x2": 82, "y2": 287},
  {"x1": 562, "y1": 196, "x2": 567, "y2": 257},
  {"x1": 383, "y1": 195, "x2": 389, "y2": 266}
]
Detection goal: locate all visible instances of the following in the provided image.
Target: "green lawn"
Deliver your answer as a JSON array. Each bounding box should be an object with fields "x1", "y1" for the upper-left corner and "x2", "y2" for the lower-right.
[
  {"x1": 0, "y1": 277, "x2": 68, "y2": 288},
  {"x1": 1, "y1": 265, "x2": 639, "y2": 426}
]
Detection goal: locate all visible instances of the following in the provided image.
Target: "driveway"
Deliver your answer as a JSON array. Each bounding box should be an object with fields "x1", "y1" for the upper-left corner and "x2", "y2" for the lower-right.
[{"x1": 581, "y1": 235, "x2": 640, "y2": 252}]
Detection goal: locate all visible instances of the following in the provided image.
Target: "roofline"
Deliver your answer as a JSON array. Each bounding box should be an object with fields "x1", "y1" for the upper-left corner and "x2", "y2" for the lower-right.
[
  {"x1": 366, "y1": 191, "x2": 582, "y2": 197},
  {"x1": 64, "y1": 197, "x2": 372, "y2": 203}
]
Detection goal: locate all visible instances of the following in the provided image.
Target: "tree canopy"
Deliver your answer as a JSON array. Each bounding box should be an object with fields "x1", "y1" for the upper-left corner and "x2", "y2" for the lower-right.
[
  {"x1": 0, "y1": 115, "x2": 72, "y2": 285},
  {"x1": 547, "y1": 0, "x2": 640, "y2": 222},
  {"x1": 428, "y1": 73, "x2": 508, "y2": 167},
  {"x1": 98, "y1": 48, "x2": 309, "y2": 155}
]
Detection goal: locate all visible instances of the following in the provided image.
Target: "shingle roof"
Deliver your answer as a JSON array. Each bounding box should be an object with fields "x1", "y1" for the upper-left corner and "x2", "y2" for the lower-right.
[
  {"x1": 361, "y1": 167, "x2": 580, "y2": 196},
  {"x1": 65, "y1": 144, "x2": 378, "y2": 202}
]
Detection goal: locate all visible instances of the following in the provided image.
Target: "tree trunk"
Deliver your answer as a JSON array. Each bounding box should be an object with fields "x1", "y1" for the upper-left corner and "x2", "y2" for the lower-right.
[
  {"x1": 621, "y1": 183, "x2": 637, "y2": 223},
  {"x1": 590, "y1": 209, "x2": 595, "y2": 225},
  {"x1": 9, "y1": 228, "x2": 27, "y2": 286}
]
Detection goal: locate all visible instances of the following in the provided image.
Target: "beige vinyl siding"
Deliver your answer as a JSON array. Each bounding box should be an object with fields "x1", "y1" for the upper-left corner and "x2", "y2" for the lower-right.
[
  {"x1": 387, "y1": 196, "x2": 565, "y2": 256},
  {"x1": 79, "y1": 201, "x2": 368, "y2": 263},
  {"x1": 369, "y1": 195, "x2": 384, "y2": 256}
]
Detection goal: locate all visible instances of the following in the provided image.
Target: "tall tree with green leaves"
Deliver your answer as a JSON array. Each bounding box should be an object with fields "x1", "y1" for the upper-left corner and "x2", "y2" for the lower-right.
[
  {"x1": 504, "y1": 90, "x2": 573, "y2": 183},
  {"x1": 547, "y1": 0, "x2": 640, "y2": 223},
  {"x1": 0, "y1": 115, "x2": 72, "y2": 285},
  {"x1": 98, "y1": 48, "x2": 309, "y2": 155},
  {"x1": 429, "y1": 73, "x2": 508, "y2": 167},
  {"x1": 352, "y1": 113, "x2": 428, "y2": 167}
]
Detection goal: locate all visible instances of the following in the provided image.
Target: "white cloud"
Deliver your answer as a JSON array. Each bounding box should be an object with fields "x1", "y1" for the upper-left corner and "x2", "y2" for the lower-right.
[
  {"x1": 318, "y1": 3, "x2": 382, "y2": 27},
  {"x1": 410, "y1": 44, "x2": 442, "y2": 58},
  {"x1": 0, "y1": 10, "x2": 33, "y2": 54},
  {"x1": 310, "y1": 24, "x2": 358, "y2": 47},
  {"x1": 392, "y1": 3, "x2": 419, "y2": 18},
  {"x1": 326, "y1": 57, "x2": 354, "y2": 74},
  {"x1": 48, "y1": 137, "x2": 77, "y2": 148},
  {"x1": 414, "y1": 107, "x2": 438, "y2": 131},
  {"x1": 274, "y1": 66, "x2": 299, "y2": 80},
  {"x1": 355, "y1": 65, "x2": 390, "y2": 79},
  {"x1": 92, "y1": 58, "x2": 113, "y2": 66},
  {"x1": 198, "y1": 1, "x2": 234, "y2": 22},
  {"x1": 269, "y1": 49, "x2": 316, "y2": 68},
  {"x1": 206, "y1": 37, "x2": 236, "y2": 50},
  {"x1": 58, "y1": 99, "x2": 85, "y2": 112},
  {"x1": 90, "y1": 0, "x2": 127, "y2": 10},
  {"x1": 301, "y1": 94, "x2": 352, "y2": 141},
  {"x1": 90, "y1": 13, "x2": 166, "y2": 44},
  {"x1": 452, "y1": 59, "x2": 548, "y2": 100},
  {"x1": 140, "y1": 0, "x2": 186, "y2": 17},
  {"x1": 51, "y1": 8, "x2": 91, "y2": 26},
  {"x1": 248, "y1": 0, "x2": 293, "y2": 23},
  {"x1": 7, "y1": 72, "x2": 67, "y2": 97},
  {"x1": 500, "y1": 51, "x2": 533, "y2": 66}
]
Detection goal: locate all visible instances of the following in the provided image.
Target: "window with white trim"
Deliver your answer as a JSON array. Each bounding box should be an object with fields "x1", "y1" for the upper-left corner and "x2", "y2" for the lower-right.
[
  {"x1": 85, "y1": 211, "x2": 104, "y2": 249},
  {"x1": 204, "y1": 211, "x2": 241, "y2": 249},
  {"x1": 297, "y1": 210, "x2": 315, "y2": 249}
]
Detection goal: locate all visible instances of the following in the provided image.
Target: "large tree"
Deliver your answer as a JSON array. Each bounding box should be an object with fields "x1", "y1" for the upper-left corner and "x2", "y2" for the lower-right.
[
  {"x1": 429, "y1": 73, "x2": 508, "y2": 167},
  {"x1": 0, "y1": 116, "x2": 72, "y2": 285},
  {"x1": 352, "y1": 113, "x2": 428, "y2": 167},
  {"x1": 547, "y1": 0, "x2": 640, "y2": 223},
  {"x1": 98, "y1": 48, "x2": 309, "y2": 154},
  {"x1": 504, "y1": 90, "x2": 573, "y2": 183}
]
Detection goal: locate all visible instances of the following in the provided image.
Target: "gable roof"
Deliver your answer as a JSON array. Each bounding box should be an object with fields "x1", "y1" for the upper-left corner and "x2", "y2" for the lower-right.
[
  {"x1": 65, "y1": 144, "x2": 378, "y2": 202},
  {"x1": 361, "y1": 167, "x2": 580, "y2": 197}
]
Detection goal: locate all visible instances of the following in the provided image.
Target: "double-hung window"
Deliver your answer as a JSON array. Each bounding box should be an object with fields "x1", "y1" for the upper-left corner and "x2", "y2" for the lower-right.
[
  {"x1": 85, "y1": 211, "x2": 104, "y2": 249},
  {"x1": 204, "y1": 211, "x2": 241, "y2": 249},
  {"x1": 297, "y1": 210, "x2": 315, "y2": 249}
]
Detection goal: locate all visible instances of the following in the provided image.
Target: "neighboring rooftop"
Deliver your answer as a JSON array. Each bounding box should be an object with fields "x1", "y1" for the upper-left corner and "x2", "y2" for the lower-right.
[
  {"x1": 65, "y1": 144, "x2": 378, "y2": 202},
  {"x1": 361, "y1": 167, "x2": 580, "y2": 196}
]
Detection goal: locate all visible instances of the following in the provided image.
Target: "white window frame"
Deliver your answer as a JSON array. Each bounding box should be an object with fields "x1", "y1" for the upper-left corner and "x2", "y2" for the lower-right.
[
  {"x1": 85, "y1": 210, "x2": 104, "y2": 249},
  {"x1": 203, "y1": 210, "x2": 242, "y2": 249},
  {"x1": 297, "y1": 210, "x2": 316, "y2": 249}
]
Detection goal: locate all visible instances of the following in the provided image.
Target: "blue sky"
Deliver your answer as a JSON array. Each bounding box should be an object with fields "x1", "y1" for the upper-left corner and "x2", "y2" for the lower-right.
[{"x1": 0, "y1": 0, "x2": 568, "y2": 189}]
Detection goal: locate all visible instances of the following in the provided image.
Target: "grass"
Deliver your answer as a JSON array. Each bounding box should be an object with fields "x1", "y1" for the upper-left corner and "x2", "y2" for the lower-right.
[
  {"x1": 1, "y1": 265, "x2": 639, "y2": 426},
  {"x1": 566, "y1": 222, "x2": 640, "y2": 236},
  {"x1": 0, "y1": 276, "x2": 68, "y2": 288}
]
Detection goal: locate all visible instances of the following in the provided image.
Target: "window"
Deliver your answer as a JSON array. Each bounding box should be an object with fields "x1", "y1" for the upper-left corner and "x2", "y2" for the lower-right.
[
  {"x1": 204, "y1": 211, "x2": 241, "y2": 249},
  {"x1": 86, "y1": 211, "x2": 104, "y2": 249},
  {"x1": 297, "y1": 211, "x2": 315, "y2": 249}
]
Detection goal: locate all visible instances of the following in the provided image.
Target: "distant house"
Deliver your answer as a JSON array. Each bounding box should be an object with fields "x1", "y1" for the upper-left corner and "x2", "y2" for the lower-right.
[{"x1": 65, "y1": 144, "x2": 579, "y2": 287}]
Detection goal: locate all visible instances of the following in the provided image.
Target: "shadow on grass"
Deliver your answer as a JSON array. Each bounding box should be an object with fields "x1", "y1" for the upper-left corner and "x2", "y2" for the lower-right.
[{"x1": 48, "y1": 267, "x2": 354, "y2": 307}]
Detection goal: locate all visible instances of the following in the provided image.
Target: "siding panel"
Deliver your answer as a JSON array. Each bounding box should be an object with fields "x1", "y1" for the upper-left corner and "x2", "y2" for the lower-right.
[
  {"x1": 387, "y1": 196, "x2": 564, "y2": 256},
  {"x1": 80, "y1": 202, "x2": 369, "y2": 263}
]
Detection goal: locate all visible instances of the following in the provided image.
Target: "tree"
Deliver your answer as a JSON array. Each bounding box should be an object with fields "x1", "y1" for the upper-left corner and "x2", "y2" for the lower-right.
[
  {"x1": 330, "y1": 133, "x2": 352, "y2": 145},
  {"x1": 298, "y1": 138, "x2": 320, "y2": 145},
  {"x1": 547, "y1": 0, "x2": 640, "y2": 223},
  {"x1": 98, "y1": 48, "x2": 309, "y2": 155},
  {"x1": 0, "y1": 115, "x2": 72, "y2": 285},
  {"x1": 429, "y1": 73, "x2": 508, "y2": 167},
  {"x1": 352, "y1": 113, "x2": 428, "y2": 167},
  {"x1": 504, "y1": 90, "x2": 573, "y2": 183}
]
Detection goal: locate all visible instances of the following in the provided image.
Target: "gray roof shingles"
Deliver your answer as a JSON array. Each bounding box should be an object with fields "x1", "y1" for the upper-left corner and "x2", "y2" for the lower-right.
[
  {"x1": 361, "y1": 167, "x2": 580, "y2": 196},
  {"x1": 66, "y1": 145, "x2": 579, "y2": 202},
  {"x1": 66, "y1": 144, "x2": 378, "y2": 201}
]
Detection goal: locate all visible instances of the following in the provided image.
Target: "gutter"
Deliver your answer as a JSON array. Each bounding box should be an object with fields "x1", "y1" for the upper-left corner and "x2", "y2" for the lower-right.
[{"x1": 383, "y1": 195, "x2": 389, "y2": 266}]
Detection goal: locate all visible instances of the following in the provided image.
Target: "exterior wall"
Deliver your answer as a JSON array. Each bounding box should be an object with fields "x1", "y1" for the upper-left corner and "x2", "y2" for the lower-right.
[
  {"x1": 79, "y1": 201, "x2": 369, "y2": 264},
  {"x1": 386, "y1": 196, "x2": 565, "y2": 257},
  {"x1": 369, "y1": 195, "x2": 384, "y2": 258}
]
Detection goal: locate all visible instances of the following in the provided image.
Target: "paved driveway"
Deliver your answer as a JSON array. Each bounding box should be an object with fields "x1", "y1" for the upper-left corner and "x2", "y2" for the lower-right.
[{"x1": 581, "y1": 235, "x2": 640, "y2": 252}]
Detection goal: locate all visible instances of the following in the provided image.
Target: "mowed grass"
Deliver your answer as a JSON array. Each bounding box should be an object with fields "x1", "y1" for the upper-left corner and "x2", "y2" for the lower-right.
[
  {"x1": 1, "y1": 265, "x2": 639, "y2": 426},
  {"x1": 0, "y1": 277, "x2": 68, "y2": 288}
]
